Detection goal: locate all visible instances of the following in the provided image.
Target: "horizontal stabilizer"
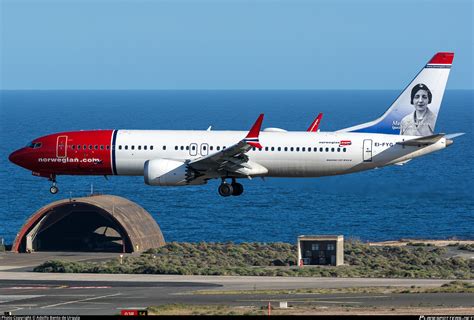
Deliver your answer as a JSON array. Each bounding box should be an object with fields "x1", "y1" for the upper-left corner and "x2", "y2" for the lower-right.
[
  {"x1": 445, "y1": 133, "x2": 465, "y2": 139},
  {"x1": 397, "y1": 133, "x2": 444, "y2": 146}
]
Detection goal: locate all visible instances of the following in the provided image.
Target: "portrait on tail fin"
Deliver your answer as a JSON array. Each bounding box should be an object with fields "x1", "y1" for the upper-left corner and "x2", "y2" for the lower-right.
[
  {"x1": 399, "y1": 83, "x2": 436, "y2": 136},
  {"x1": 338, "y1": 52, "x2": 453, "y2": 136}
]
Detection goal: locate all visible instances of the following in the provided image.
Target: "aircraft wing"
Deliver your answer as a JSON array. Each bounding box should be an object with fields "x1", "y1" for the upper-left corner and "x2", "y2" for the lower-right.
[{"x1": 188, "y1": 114, "x2": 268, "y2": 177}]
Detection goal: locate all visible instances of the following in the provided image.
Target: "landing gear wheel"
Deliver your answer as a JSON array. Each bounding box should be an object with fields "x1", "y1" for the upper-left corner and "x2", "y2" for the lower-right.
[
  {"x1": 231, "y1": 183, "x2": 244, "y2": 196},
  {"x1": 218, "y1": 183, "x2": 233, "y2": 197},
  {"x1": 49, "y1": 174, "x2": 58, "y2": 194},
  {"x1": 50, "y1": 185, "x2": 59, "y2": 194}
]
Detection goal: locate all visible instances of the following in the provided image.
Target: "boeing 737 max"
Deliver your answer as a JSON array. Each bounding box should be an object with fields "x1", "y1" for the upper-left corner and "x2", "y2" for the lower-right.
[{"x1": 8, "y1": 52, "x2": 464, "y2": 197}]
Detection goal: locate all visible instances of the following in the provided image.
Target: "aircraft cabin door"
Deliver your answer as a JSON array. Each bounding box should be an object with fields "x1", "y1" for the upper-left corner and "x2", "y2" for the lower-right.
[
  {"x1": 57, "y1": 135, "x2": 68, "y2": 158},
  {"x1": 200, "y1": 143, "x2": 209, "y2": 156},
  {"x1": 363, "y1": 139, "x2": 373, "y2": 162}
]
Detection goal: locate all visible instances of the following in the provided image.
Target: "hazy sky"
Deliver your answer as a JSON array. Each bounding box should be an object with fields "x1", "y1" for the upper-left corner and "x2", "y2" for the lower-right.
[{"x1": 1, "y1": 0, "x2": 473, "y2": 89}]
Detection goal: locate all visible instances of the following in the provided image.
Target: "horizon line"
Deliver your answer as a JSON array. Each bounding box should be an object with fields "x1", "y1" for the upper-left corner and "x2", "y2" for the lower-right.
[{"x1": 1, "y1": 88, "x2": 472, "y2": 91}]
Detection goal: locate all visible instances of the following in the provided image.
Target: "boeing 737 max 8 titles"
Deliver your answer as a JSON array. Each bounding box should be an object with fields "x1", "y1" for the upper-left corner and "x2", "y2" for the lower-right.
[{"x1": 9, "y1": 52, "x2": 464, "y2": 197}]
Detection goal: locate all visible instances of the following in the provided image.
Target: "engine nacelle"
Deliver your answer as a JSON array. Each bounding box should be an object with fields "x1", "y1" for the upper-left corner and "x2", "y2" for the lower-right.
[{"x1": 144, "y1": 159, "x2": 206, "y2": 186}]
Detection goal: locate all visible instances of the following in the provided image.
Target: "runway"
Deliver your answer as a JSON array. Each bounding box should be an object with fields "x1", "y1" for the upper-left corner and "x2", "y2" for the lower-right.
[{"x1": 0, "y1": 273, "x2": 473, "y2": 315}]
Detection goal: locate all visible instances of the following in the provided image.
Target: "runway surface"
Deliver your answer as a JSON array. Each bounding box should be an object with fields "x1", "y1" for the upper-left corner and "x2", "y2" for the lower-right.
[{"x1": 0, "y1": 273, "x2": 473, "y2": 315}]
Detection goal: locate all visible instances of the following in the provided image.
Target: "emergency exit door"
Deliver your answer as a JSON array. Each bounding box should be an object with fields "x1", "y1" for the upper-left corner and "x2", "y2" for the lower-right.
[
  {"x1": 56, "y1": 136, "x2": 68, "y2": 158},
  {"x1": 363, "y1": 139, "x2": 373, "y2": 162}
]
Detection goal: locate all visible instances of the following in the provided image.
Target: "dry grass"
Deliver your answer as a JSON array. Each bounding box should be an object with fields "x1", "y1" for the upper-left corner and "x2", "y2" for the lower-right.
[
  {"x1": 147, "y1": 304, "x2": 474, "y2": 316},
  {"x1": 193, "y1": 281, "x2": 474, "y2": 295}
]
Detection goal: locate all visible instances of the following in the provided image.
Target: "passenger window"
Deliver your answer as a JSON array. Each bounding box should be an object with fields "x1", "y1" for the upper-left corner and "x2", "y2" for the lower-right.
[
  {"x1": 296, "y1": 147, "x2": 300, "y2": 152},
  {"x1": 302, "y1": 147, "x2": 305, "y2": 152},
  {"x1": 337, "y1": 148, "x2": 340, "y2": 152},
  {"x1": 284, "y1": 147, "x2": 288, "y2": 151},
  {"x1": 125, "y1": 145, "x2": 128, "y2": 150},
  {"x1": 106, "y1": 145, "x2": 110, "y2": 150},
  {"x1": 223, "y1": 146, "x2": 226, "y2": 149},
  {"x1": 325, "y1": 147, "x2": 329, "y2": 152},
  {"x1": 313, "y1": 147, "x2": 317, "y2": 152},
  {"x1": 162, "y1": 146, "x2": 166, "y2": 150},
  {"x1": 175, "y1": 146, "x2": 178, "y2": 150},
  {"x1": 271, "y1": 147, "x2": 275, "y2": 151},
  {"x1": 84, "y1": 145, "x2": 87, "y2": 150},
  {"x1": 192, "y1": 145, "x2": 196, "y2": 150},
  {"x1": 131, "y1": 145, "x2": 135, "y2": 150},
  {"x1": 203, "y1": 145, "x2": 207, "y2": 150},
  {"x1": 265, "y1": 147, "x2": 269, "y2": 151},
  {"x1": 119, "y1": 145, "x2": 122, "y2": 150},
  {"x1": 278, "y1": 147, "x2": 281, "y2": 151},
  {"x1": 144, "y1": 145, "x2": 147, "y2": 150},
  {"x1": 100, "y1": 145, "x2": 104, "y2": 150},
  {"x1": 210, "y1": 146, "x2": 213, "y2": 151},
  {"x1": 320, "y1": 147, "x2": 323, "y2": 152},
  {"x1": 343, "y1": 148, "x2": 346, "y2": 152},
  {"x1": 290, "y1": 147, "x2": 294, "y2": 151},
  {"x1": 138, "y1": 146, "x2": 141, "y2": 150},
  {"x1": 77, "y1": 145, "x2": 81, "y2": 150},
  {"x1": 71, "y1": 145, "x2": 75, "y2": 149},
  {"x1": 180, "y1": 146, "x2": 184, "y2": 150},
  {"x1": 186, "y1": 146, "x2": 189, "y2": 150},
  {"x1": 150, "y1": 146, "x2": 154, "y2": 150},
  {"x1": 331, "y1": 148, "x2": 335, "y2": 152},
  {"x1": 94, "y1": 145, "x2": 98, "y2": 150},
  {"x1": 217, "y1": 146, "x2": 221, "y2": 150}
]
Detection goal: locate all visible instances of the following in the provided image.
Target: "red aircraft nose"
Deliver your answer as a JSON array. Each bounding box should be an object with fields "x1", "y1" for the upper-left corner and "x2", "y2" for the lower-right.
[{"x1": 9, "y1": 148, "x2": 28, "y2": 168}]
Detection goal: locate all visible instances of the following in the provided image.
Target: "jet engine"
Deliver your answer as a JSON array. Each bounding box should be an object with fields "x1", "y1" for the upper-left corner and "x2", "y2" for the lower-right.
[{"x1": 144, "y1": 159, "x2": 205, "y2": 186}]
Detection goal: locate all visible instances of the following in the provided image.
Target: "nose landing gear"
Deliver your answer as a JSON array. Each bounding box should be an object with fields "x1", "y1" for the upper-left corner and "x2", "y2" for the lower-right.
[
  {"x1": 49, "y1": 175, "x2": 59, "y2": 194},
  {"x1": 218, "y1": 178, "x2": 244, "y2": 197}
]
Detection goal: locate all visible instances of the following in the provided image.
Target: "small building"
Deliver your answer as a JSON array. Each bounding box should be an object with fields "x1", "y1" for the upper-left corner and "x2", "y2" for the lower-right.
[{"x1": 297, "y1": 235, "x2": 344, "y2": 266}]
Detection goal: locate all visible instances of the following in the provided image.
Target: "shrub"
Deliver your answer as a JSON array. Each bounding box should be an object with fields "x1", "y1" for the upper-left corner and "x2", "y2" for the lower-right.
[{"x1": 32, "y1": 241, "x2": 473, "y2": 279}]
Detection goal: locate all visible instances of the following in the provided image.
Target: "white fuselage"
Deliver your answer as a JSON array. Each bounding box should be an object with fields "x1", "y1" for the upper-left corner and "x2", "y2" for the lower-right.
[{"x1": 114, "y1": 130, "x2": 447, "y2": 177}]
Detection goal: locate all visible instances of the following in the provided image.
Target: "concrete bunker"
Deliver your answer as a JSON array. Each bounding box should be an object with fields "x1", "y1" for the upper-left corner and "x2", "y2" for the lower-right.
[{"x1": 13, "y1": 195, "x2": 165, "y2": 253}]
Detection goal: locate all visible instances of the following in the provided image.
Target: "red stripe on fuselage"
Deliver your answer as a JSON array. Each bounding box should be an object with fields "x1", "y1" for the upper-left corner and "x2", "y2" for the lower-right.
[{"x1": 23, "y1": 130, "x2": 114, "y2": 176}]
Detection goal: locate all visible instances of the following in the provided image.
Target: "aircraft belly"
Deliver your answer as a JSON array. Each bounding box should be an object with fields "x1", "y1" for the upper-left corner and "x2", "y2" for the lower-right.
[
  {"x1": 259, "y1": 158, "x2": 355, "y2": 177},
  {"x1": 115, "y1": 156, "x2": 146, "y2": 175}
]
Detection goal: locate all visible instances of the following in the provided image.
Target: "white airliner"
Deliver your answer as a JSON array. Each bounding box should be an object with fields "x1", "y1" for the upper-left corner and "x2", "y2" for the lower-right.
[{"x1": 9, "y1": 52, "x2": 463, "y2": 196}]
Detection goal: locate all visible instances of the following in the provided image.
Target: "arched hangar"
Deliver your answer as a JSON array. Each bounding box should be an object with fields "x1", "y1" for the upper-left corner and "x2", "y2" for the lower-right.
[{"x1": 12, "y1": 195, "x2": 165, "y2": 253}]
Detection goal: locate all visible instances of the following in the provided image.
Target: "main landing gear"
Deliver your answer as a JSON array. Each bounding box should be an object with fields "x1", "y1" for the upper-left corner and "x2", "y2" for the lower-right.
[
  {"x1": 218, "y1": 178, "x2": 244, "y2": 197},
  {"x1": 49, "y1": 175, "x2": 59, "y2": 194}
]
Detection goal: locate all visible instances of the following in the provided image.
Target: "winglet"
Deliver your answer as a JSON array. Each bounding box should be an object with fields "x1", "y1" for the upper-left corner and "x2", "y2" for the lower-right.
[
  {"x1": 307, "y1": 113, "x2": 323, "y2": 132},
  {"x1": 244, "y1": 114, "x2": 264, "y2": 149}
]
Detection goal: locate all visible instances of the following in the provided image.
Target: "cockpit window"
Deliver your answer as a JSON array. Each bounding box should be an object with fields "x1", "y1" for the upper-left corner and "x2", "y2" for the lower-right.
[{"x1": 26, "y1": 141, "x2": 42, "y2": 149}]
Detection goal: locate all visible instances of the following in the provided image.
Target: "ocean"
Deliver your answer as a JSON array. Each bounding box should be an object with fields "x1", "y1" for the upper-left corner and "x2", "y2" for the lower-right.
[{"x1": 0, "y1": 90, "x2": 472, "y2": 244}]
